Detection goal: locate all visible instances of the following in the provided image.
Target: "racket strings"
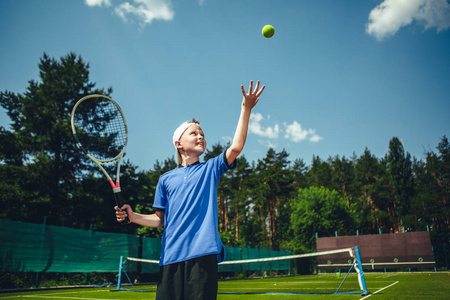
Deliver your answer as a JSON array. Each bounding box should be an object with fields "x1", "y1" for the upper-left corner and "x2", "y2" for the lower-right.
[{"x1": 74, "y1": 97, "x2": 127, "y2": 161}]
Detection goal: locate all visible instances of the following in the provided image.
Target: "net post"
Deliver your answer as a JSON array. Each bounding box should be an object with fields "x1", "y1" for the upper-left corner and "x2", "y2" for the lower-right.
[
  {"x1": 116, "y1": 256, "x2": 124, "y2": 290},
  {"x1": 335, "y1": 259, "x2": 356, "y2": 294},
  {"x1": 354, "y1": 246, "x2": 369, "y2": 296}
]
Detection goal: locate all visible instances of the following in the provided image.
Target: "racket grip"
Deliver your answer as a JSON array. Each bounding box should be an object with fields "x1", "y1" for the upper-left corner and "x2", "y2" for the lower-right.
[{"x1": 114, "y1": 191, "x2": 130, "y2": 225}]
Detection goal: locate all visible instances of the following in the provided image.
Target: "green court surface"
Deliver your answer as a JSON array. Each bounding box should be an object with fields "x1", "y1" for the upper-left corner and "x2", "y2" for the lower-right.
[{"x1": 0, "y1": 273, "x2": 448, "y2": 299}]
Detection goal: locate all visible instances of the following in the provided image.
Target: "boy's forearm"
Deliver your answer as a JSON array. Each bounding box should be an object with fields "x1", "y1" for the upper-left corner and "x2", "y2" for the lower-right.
[
  {"x1": 233, "y1": 107, "x2": 251, "y2": 150},
  {"x1": 228, "y1": 106, "x2": 252, "y2": 161},
  {"x1": 132, "y1": 212, "x2": 164, "y2": 228}
]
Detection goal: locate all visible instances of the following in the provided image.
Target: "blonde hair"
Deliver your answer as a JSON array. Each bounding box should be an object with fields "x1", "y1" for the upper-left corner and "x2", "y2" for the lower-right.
[{"x1": 187, "y1": 118, "x2": 200, "y2": 125}]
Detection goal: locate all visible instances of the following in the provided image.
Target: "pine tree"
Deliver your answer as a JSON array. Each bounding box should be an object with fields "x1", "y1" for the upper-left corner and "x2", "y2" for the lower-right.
[
  {"x1": 0, "y1": 53, "x2": 110, "y2": 224},
  {"x1": 387, "y1": 137, "x2": 415, "y2": 230}
]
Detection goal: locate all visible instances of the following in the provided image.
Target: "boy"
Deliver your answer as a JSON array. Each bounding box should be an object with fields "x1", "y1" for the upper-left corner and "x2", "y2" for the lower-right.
[{"x1": 115, "y1": 80, "x2": 265, "y2": 299}]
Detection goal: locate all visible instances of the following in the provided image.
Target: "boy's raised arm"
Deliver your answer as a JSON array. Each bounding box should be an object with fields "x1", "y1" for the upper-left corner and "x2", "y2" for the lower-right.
[{"x1": 226, "y1": 80, "x2": 265, "y2": 165}]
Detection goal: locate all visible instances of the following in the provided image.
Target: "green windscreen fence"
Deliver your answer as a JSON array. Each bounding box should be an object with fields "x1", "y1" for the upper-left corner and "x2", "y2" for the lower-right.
[
  {"x1": 0, "y1": 219, "x2": 140, "y2": 273},
  {"x1": 218, "y1": 247, "x2": 242, "y2": 272},
  {"x1": 242, "y1": 247, "x2": 291, "y2": 271},
  {"x1": 218, "y1": 247, "x2": 291, "y2": 273},
  {"x1": 140, "y1": 236, "x2": 162, "y2": 274},
  {"x1": 1, "y1": 219, "x2": 290, "y2": 274}
]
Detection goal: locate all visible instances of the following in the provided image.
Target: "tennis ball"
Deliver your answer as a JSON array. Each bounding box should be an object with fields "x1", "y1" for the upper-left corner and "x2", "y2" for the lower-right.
[{"x1": 262, "y1": 25, "x2": 275, "y2": 38}]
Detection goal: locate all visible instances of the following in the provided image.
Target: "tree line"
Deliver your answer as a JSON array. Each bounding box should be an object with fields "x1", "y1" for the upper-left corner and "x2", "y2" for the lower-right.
[{"x1": 1, "y1": 53, "x2": 448, "y2": 268}]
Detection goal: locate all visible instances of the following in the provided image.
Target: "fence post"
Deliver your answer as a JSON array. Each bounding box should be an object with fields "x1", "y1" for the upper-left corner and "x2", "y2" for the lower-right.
[
  {"x1": 443, "y1": 243, "x2": 449, "y2": 271},
  {"x1": 85, "y1": 224, "x2": 93, "y2": 285},
  {"x1": 35, "y1": 216, "x2": 47, "y2": 288}
]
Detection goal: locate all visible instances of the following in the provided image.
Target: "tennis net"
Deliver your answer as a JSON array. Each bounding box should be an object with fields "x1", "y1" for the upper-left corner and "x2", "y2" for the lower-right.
[{"x1": 113, "y1": 246, "x2": 369, "y2": 295}]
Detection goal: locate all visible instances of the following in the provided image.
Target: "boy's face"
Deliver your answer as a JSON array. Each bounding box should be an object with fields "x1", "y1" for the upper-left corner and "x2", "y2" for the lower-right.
[{"x1": 178, "y1": 125, "x2": 206, "y2": 156}]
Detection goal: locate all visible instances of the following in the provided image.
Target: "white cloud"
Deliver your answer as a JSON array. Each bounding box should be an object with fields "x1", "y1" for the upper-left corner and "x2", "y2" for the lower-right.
[
  {"x1": 85, "y1": 0, "x2": 111, "y2": 6},
  {"x1": 284, "y1": 121, "x2": 323, "y2": 143},
  {"x1": 249, "y1": 113, "x2": 280, "y2": 139},
  {"x1": 115, "y1": 0, "x2": 175, "y2": 26},
  {"x1": 249, "y1": 113, "x2": 322, "y2": 147},
  {"x1": 366, "y1": 0, "x2": 450, "y2": 40},
  {"x1": 84, "y1": 0, "x2": 176, "y2": 27},
  {"x1": 309, "y1": 131, "x2": 323, "y2": 143},
  {"x1": 284, "y1": 121, "x2": 309, "y2": 143}
]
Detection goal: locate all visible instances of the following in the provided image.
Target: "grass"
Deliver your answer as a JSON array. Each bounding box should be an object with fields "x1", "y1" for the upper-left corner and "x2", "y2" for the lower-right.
[{"x1": 0, "y1": 272, "x2": 448, "y2": 299}]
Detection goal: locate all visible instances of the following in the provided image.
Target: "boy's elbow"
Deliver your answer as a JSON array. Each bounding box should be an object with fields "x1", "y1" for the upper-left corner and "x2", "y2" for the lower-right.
[
  {"x1": 155, "y1": 211, "x2": 164, "y2": 227},
  {"x1": 226, "y1": 146, "x2": 242, "y2": 164},
  {"x1": 229, "y1": 146, "x2": 242, "y2": 157}
]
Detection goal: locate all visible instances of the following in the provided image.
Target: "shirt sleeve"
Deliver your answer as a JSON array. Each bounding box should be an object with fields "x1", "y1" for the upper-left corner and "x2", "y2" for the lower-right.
[
  {"x1": 152, "y1": 177, "x2": 167, "y2": 210},
  {"x1": 224, "y1": 148, "x2": 237, "y2": 170}
]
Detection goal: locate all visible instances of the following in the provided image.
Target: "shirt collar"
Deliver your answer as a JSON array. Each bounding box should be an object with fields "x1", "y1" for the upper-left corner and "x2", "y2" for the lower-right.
[{"x1": 177, "y1": 161, "x2": 200, "y2": 168}]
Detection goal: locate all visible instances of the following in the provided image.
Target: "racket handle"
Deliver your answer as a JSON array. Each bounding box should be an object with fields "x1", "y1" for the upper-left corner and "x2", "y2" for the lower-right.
[{"x1": 114, "y1": 191, "x2": 130, "y2": 225}]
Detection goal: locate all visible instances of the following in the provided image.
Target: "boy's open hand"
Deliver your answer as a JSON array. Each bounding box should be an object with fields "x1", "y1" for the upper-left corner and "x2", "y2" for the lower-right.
[{"x1": 241, "y1": 80, "x2": 265, "y2": 109}]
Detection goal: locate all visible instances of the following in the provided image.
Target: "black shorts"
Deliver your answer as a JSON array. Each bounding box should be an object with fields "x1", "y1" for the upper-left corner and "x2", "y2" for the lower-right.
[{"x1": 156, "y1": 254, "x2": 218, "y2": 300}]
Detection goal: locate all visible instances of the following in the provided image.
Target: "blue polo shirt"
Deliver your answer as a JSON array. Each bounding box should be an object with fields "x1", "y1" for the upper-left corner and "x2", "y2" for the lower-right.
[{"x1": 153, "y1": 151, "x2": 235, "y2": 266}]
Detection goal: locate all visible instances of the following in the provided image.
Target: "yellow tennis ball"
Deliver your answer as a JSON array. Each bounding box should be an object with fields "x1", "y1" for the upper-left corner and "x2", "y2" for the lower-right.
[{"x1": 262, "y1": 25, "x2": 275, "y2": 38}]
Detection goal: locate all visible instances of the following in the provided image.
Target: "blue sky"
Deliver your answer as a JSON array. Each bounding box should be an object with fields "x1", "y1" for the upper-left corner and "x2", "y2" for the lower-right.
[{"x1": 1, "y1": 0, "x2": 449, "y2": 171}]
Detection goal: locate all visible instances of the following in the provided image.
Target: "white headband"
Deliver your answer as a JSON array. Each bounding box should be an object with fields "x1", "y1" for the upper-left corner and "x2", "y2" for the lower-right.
[{"x1": 172, "y1": 121, "x2": 201, "y2": 165}]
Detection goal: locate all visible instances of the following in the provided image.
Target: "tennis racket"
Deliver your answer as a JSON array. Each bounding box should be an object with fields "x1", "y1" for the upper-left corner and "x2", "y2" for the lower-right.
[{"x1": 71, "y1": 94, "x2": 130, "y2": 224}]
